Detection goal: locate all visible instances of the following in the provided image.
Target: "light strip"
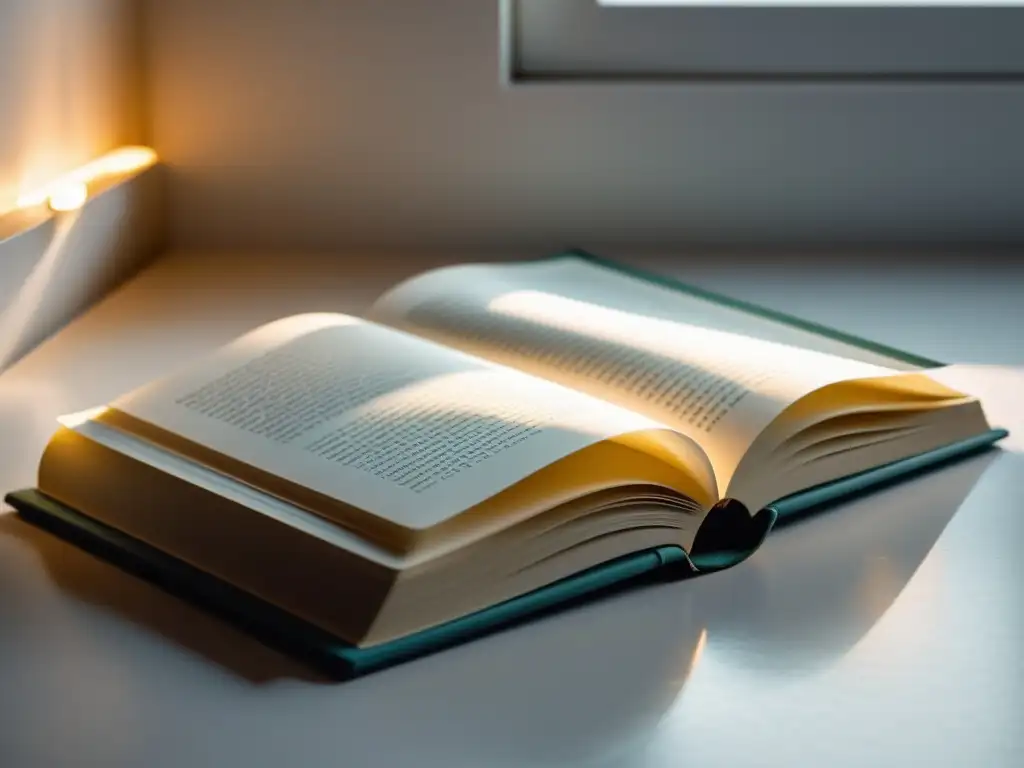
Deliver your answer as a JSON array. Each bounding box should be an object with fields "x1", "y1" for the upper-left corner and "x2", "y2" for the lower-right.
[{"x1": 16, "y1": 146, "x2": 158, "y2": 212}]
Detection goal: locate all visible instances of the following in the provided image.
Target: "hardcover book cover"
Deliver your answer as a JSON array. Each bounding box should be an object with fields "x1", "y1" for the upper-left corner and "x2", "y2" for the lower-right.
[{"x1": 6, "y1": 251, "x2": 1008, "y2": 678}]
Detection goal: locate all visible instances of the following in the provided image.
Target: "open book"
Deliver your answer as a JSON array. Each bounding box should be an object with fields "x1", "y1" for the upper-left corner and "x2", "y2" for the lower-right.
[{"x1": 10, "y1": 252, "x2": 1006, "y2": 674}]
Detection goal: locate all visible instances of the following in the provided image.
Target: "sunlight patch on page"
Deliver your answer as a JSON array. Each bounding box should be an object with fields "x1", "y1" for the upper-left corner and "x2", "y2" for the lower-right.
[
  {"x1": 311, "y1": 368, "x2": 716, "y2": 507},
  {"x1": 484, "y1": 290, "x2": 912, "y2": 487},
  {"x1": 301, "y1": 369, "x2": 652, "y2": 496},
  {"x1": 111, "y1": 316, "x2": 711, "y2": 533},
  {"x1": 487, "y1": 290, "x2": 896, "y2": 386}
]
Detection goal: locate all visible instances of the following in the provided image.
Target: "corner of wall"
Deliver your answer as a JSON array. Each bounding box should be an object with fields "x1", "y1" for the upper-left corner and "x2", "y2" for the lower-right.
[
  {"x1": 0, "y1": 165, "x2": 164, "y2": 371},
  {"x1": 0, "y1": 0, "x2": 161, "y2": 371}
]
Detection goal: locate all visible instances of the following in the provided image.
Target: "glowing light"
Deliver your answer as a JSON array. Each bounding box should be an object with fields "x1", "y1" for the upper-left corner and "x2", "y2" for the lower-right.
[
  {"x1": 47, "y1": 182, "x2": 88, "y2": 212},
  {"x1": 83, "y1": 146, "x2": 158, "y2": 176},
  {"x1": 16, "y1": 146, "x2": 158, "y2": 210},
  {"x1": 58, "y1": 406, "x2": 110, "y2": 429}
]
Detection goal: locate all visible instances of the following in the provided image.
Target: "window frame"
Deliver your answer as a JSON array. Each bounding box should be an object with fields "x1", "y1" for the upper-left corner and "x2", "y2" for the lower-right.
[{"x1": 504, "y1": 0, "x2": 1024, "y2": 83}]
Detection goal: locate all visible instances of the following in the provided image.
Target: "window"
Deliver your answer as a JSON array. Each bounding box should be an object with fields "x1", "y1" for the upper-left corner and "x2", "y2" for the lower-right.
[{"x1": 507, "y1": 0, "x2": 1024, "y2": 82}]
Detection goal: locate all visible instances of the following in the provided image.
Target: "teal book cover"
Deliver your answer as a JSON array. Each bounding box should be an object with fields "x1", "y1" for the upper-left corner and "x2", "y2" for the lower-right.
[{"x1": 5, "y1": 251, "x2": 1009, "y2": 679}]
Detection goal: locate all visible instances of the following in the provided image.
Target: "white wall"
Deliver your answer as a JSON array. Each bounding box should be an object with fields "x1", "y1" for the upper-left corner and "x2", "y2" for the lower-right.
[
  {"x1": 0, "y1": 0, "x2": 155, "y2": 370},
  {"x1": 0, "y1": 0, "x2": 141, "y2": 215},
  {"x1": 145, "y1": 0, "x2": 1024, "y2": 251}
]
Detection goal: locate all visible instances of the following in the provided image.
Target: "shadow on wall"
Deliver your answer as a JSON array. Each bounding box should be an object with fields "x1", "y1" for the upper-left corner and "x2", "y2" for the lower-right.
[{"x1": 0, "y1": 166, "x2": 163, "y2": 371}]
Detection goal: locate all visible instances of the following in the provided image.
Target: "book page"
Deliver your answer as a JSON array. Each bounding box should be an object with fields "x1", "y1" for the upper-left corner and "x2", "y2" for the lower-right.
[
  {"x1": 110, "y1": 313, "x2": 699, "y2": 532},
  {"x1": 370, "y1": 260, "x2": 902, "y2": 490}
]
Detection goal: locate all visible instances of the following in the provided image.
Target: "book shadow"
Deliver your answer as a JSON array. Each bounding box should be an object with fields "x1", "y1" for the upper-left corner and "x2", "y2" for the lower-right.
[
  {"x1": 0, "y1": 448, "x2": 1000, "y2": 765},
  {"x1": 247, "y1": 449, "x2": 1000, "y2": 766},
  {"x1": 0, "y1": 508, "x2": 706, "y2": 766},
  {"x1": 341, "y1": 579, "x2": 708, "y2": 767},
  {"x1": 689, "y1": 448, "x2": 1000, "y2": 676},
  {"x1": 0, "y1": 513, "x2": 325, "y2": 684}
]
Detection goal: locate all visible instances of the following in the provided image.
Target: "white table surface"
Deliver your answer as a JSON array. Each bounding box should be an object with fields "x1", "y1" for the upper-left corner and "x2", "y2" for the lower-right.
[{"x1": 1, "y1": 250, "x2": 1022, "y2": 768}]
